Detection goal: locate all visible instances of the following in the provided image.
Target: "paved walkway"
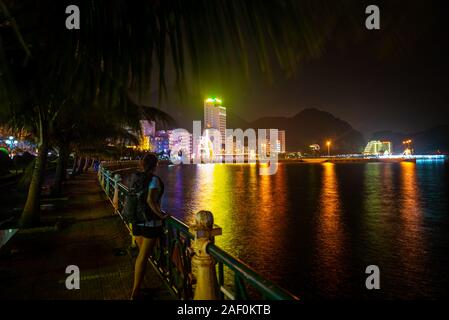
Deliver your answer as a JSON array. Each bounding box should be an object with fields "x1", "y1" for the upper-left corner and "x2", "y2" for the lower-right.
[{"x1": 0, "y1": 173, "x2": 174, "y2": 300}]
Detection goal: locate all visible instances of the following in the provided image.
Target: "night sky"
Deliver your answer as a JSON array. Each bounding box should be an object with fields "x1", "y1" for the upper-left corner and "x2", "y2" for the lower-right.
[{"x1": 144, "y1": 0, "x2": 449, "y2": 138}]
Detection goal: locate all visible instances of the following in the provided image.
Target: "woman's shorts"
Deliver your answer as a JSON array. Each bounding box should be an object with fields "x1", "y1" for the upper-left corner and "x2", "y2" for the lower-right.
[{"x1": 132, "y1": 225, "x2": 164, "y2": 239}]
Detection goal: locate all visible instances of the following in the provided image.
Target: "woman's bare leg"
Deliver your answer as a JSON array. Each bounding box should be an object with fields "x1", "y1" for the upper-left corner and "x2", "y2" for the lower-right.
[{"x1": 131, "y1": 237, "x2": 156, "y2": 299}]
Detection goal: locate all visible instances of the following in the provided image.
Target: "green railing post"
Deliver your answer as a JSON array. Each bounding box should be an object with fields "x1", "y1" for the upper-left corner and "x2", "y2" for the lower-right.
[
  {"x1": 189, "y1": 211, "x2": 222, "y2": 300},
  {"x1": 97, "y1": 164, "x2": 102, "y2": 181},
  {"x1": 113, "y1": 173, "x2": 121, "y2": 212},
  {"x1": 218, "y1": 262, "x2": 225, "y2": 300},
  {"x1": 105, "y1": 170, "x2": 110, "y2": 195},
  {"x1": 101, "y1": 168, "x2": 106, "y2": 189}
]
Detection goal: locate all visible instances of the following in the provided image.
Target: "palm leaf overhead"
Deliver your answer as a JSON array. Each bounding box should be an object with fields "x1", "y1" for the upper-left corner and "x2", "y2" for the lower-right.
[
  {"x1": 2, "y1": 1, "x2": 429, "y2": 106},
  {"x1": 1, "y1": 1, "x2": 339, "y2": 106}
]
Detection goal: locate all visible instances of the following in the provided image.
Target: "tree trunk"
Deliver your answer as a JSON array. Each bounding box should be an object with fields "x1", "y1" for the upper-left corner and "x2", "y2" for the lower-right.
[
  {"x1": 83, "y1": 157, "x2": 91, "y2": 172},
  {"x1": 20, "y1": 140, "x2": 49, "y2": 227},
  {"x1": 70, "y1": 155, "x2": 78, "y2": 178},
  {"x1": 89, "y1": 158, "x2": 96, "y2": 170},
  {"x1": 76, "y1": 157, "x2": 86, "y2": 175},
  {"x1": 51, "y1": 144, "x2": 69, "y2": 196}
]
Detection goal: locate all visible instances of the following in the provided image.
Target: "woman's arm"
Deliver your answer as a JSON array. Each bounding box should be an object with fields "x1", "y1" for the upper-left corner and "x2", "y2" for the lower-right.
[{"x1": 146, "y1": 188, "x2": 168, "y2": 219}]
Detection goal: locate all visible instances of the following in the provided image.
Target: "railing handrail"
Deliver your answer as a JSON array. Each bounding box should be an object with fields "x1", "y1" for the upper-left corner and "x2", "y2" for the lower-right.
[
  {"x1": 99, "y1": 161, "x2": 299, "y2": 300},
  {"x1": 207, "y1": 244, "x2": 298, "y2": 300},
  {"x1": 100, "y1": 168, "x2": 192, "y2": 231}
]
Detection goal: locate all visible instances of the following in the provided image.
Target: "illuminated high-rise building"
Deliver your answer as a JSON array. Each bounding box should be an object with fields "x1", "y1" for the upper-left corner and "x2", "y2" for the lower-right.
[{"x1": 204, "y1": 97, "x2": 226, "y2": 142}]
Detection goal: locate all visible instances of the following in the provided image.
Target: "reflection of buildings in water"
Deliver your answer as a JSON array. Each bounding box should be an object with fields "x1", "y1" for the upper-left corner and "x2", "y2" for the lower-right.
[
  {"x1": 362, "y1": 162, "x2": 426, "y2": 296},
  {"x1": 170, "y1": 166, "x2": 185, "y2": 215},
  {"x1": 397, "y1": 162, "x2": 425, "y2": 285},
  {"x1": 190, "y1": 164, "x2": 233, "y2": 237},
  {"x1": 319, "y1": 163, "x2": 342, "y2": 240},
  {"x1": 362, "y1": 163, "x2": 397, "y2": 265},
  {"x1": 363, "y1": 164, "x2": 384, "y2": 241},
  {"x1": 186, "y1": 163, "x2": 289, "y2": 260},
  {"x1": 252, "y1": 164, "x2": 288, "y2": 259},
  {"x1": 315, "y1": 162, "x2": 346, "y2": 296}
]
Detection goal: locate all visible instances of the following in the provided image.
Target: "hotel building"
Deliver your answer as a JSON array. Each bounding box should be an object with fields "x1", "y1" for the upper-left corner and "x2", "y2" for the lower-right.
[
  {"x1": 363, "y1": 140, "x2": 392, "y2": 156},
  {"x1": 204, "y1": 97, "x2": 226, "y2": 143}
]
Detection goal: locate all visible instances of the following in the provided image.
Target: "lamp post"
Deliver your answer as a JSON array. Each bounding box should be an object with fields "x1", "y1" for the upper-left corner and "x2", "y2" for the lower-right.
[
  {"x1": 326, "y1": 140, "x2": 331, "y2": 157},
  {"x1": 402, "y1": 139, "x2": 413, "y2": 155}
]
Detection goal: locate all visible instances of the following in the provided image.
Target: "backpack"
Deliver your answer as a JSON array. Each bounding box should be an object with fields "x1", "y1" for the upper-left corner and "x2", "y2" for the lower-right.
[{"x1": 122, "y1": 171, "x2": 161, "y2": 224}]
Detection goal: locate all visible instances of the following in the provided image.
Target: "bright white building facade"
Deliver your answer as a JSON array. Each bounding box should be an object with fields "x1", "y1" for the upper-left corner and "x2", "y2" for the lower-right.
[
  {"x1": 363, "y1": 140, "x2": 392, "y2": 155},
  {"x1": 168, "y1": 129, "x2": 193, "y2": 162},
  {"x1": 204, "y1": 98, "x2": 226, "y2": 143}
]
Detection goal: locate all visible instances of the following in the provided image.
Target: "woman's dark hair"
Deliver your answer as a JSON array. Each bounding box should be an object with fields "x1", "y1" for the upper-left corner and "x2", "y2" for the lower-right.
[{"x1": 142, "y1": 153, "x2": 158, "y2": 173}]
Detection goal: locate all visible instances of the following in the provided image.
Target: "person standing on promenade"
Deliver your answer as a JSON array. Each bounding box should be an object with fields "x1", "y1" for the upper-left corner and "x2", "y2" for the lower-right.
[{"x1": 130, "y1": 153, "x2": 169, "y2": 299}]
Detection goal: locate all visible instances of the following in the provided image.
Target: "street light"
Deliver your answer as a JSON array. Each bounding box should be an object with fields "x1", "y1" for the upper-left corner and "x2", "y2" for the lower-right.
[
  {"x1": 402, "y1": 139, "x2": 413, "y2": 154},
  {"x1": 402, "y1": 139, "x2": 412, "y2": 145},
  {"x1": 326, "y1": 140, "x2": 331, "y2": 157}
]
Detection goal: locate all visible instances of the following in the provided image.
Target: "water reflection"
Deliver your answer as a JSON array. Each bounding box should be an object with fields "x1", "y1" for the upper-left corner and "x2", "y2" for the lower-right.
[
  {"x1": 363, "y1": 164, "x2": 395, "y2": 254},
  {"x1": 315, "y1": 162, "x2": 346, "y2": 297},
  {"x1": 252, "y1": 164, "x2": 288, "y2": 271},
  {"x1": 189, "y1": 164, "x2": 233, "y2": 230},
  {"x1": 155, "y1": 161, "x2": 448, "y2": 299},
  {"x1": 396, "y1": 162, "x2": 425, "y2": 296}
]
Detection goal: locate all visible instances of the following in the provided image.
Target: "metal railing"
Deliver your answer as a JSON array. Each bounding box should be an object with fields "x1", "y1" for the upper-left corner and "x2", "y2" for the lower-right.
[{"x1": 98, "y1": 161, "x2": 299, "y2": 300}]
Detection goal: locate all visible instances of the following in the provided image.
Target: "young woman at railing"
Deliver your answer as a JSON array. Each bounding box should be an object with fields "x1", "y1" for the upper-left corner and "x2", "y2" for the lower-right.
[{"x1": 130, "y1": 153, "x2": 170, "y2": 300}]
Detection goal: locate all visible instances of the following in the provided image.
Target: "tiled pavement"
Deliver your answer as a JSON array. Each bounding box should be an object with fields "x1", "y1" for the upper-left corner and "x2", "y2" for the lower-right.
[{"x1": 0, "y1": 173, "x2": 174, "y2": 300}]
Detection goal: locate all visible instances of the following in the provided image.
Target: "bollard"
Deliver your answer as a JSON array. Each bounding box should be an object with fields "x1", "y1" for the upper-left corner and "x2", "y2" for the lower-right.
[
  {"x1": 189, "y1": 210, "x2": 222, "y2": 300},
  {"x1": 99, "y1": 168, "x2": 105, "y2": 188},
  {"x1": 112, "y1": 173, "x2": 121, "y2": 212}
]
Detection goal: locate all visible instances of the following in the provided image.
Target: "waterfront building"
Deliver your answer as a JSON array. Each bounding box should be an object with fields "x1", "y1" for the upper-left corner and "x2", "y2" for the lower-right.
[
  {"x1": 259, "y1": 129, "x2": 285, "y2": 155},
  {"x1": 169, "y1": 129, "x2": 193, "y2": 161},
  {"x1": 278, "y1": 130, "x2": 286, "y2": 153},
  {"x1": 204, "y1": 97, "x2": 226, "y2": 142},
  {"x1": 154, "y1": 130, "x2": 170, "y2": 156},
  {"x1": 140, "y1": 120, "x2": 156, "y2": 137},
  {"x1": 194, "y1": 130, "x2": 216, "y2": 162},
  {"x1": 363, "y1": 140, "x2": 392, "y2": 155},
  {"x1": 139, "y1": 120, "x2": 155, "y2": 151}
]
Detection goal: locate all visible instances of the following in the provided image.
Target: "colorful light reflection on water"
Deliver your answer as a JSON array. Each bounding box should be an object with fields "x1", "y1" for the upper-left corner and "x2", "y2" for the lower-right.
[{"x1": 157, "y1": 161, "x2": 449, "y2": 299}]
